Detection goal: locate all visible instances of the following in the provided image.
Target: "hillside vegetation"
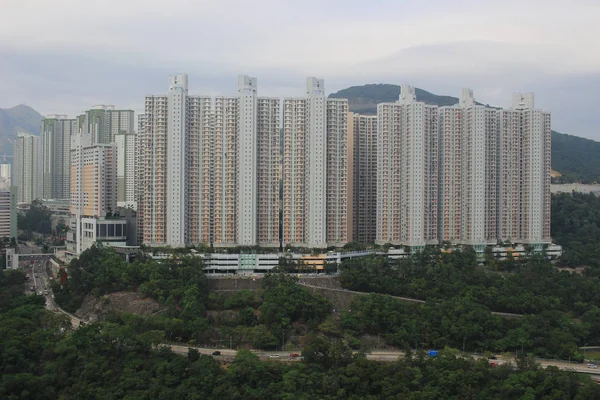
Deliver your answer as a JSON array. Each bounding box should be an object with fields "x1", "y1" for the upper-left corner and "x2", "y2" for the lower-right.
[
  {"x1": 5, "y1": 267, "x2": 600, "y2": 399},
  {"x1": 330, "y1": 84, "x2": 600, "y2": 183}
]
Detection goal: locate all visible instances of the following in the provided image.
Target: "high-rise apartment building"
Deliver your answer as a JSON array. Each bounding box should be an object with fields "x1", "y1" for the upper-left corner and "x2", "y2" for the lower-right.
[
  {"x1": 0, "y1": 185, "x2": 17, "y2": 240},
  {"x1": 439, "y1": 89, "x2": 497, "y2": 248},
  {"x1": 67, "y1": 132, "x2": 122, "y2": 255},
  {"x1": 135, "y1": 114, "x2": 146, "y2": 246},
  {"x1": 326, "y1": 99, "x2": 349, "y2": 247},
  {"x1": 139, "y1": 95, "x2": 168, "y2": 245},
  {"x1": 186, "y1": 95, "x2": 212, "y2": 245},
  {"x1": 114, "y1": 132, "x2": 137, "y2": 209},
  {"x1": 497, "y1": 93, "x2": 551, "y2": 245},
  {"x1": 282, "y1": 78, "x2": 349, "y2": 248},
  {"x1": 69, "y1": 132, "x2": 116, "y2": 219},
  {"x1": 138, "y1": 74, "x2": 280, "y2": 247},
  {"x1": 377, "y1": 85, "x2": 439, "y2": 248},
  {"x1": 256, "y1": 97, "x2": 281, "y2": 247},
  {"x1": 166, "y1": 74, "x2": 188, "y2": 246},
  {"x1": 41, "y1": 115, "x2": 78, "y2": 199},
  {"x1": 0, "y1": 164, "x2": 10, "y2": 189},
  {"x1": 349, "y1": 113, "x2": 377, "y2": 244},
  {"x1": 212, "y1": 95, "x2": 238, "y2": 246},
  {"x1": 237, "y1": 76, "x2": 258, "y2": 246},
  {"x1": 380, "y1": 86, "x2": 551, "y2": 249},
  {"x1": 13, "y1": 132, "x2": 42, "y2": 204},
  {"x1": 80, "y1": 105, "x2": 135, "y2": 144}
]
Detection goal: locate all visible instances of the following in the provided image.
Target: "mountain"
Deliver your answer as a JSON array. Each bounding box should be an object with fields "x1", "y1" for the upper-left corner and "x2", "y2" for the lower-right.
[
  {"x1": 330, "y1": 84, "x2": 599, "y2": 183},
  {"x1": 0, "y1": 105, "x2": 44, "y2": 160},
  {"x1": 551, "y1": 131, "x2": 600, "y2": 183}
]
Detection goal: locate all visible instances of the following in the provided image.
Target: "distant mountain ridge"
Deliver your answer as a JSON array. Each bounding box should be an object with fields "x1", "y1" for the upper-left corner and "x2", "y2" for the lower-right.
[
  {"x1": 330, "y1": 84, "x2": 600, "y2": 183},
  {"x1": 0, "y1": 105, "x2": 44, "y2": 160}
]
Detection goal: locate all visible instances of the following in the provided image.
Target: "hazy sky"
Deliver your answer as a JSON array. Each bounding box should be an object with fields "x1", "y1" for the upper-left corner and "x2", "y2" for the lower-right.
[{"x1": 0, "y1": 0, "x2": 599, "y2": 138}]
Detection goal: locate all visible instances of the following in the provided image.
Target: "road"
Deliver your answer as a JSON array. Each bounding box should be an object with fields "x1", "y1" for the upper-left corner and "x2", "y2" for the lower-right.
[{"x1": 30, "y1": 260, "x2": 83, "y2": 328}]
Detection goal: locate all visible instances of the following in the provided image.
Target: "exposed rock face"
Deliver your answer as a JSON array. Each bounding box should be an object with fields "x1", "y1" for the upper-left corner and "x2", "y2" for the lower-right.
[{"x1": 76, "y1": 291, "x2": 164, "y2": 322}]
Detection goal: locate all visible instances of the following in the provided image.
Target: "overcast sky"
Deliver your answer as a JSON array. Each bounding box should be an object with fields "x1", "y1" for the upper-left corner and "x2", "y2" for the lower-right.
[{"x1": 0, "y1": 0, "x2": 599, "y2": 138}]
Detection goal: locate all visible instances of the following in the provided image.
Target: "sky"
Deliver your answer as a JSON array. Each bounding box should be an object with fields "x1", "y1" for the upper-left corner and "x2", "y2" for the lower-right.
[{"x1": 0, "y1": 0, "x2": 599, "y2": 138}]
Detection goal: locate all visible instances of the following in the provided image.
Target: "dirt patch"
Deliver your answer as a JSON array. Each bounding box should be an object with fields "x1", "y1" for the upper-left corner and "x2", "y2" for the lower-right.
[{"x1": 76, "y1": 291, "x2": 164, "y2": 322}]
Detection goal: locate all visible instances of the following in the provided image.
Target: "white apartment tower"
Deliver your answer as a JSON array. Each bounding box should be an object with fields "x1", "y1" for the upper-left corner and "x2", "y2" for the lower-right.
[
  {"x1": 497, "y1": 93, "x2": 551, "y2": 244},
  {"x1": 237, "y1": 76, "x2": 258, "y2": 246},
  {"x1": 41, "y1": 115, "x2": 78, "y2": 199},
  {"x1": 167, "y1": 74, "x2": 188, "y2": 246},
  {"x1": 439, "y1": 89, "x2": 496, "y2": 247},
  {"x1": 13, "y1": 132, "x2": 42, "y2": 204},
  {"x1": 305, "y1": 78, "x2": 327, "y2": 248},
  {"x1": 377, "y1": 85, "x2": 438, "y2": 248},
  {"x1": 282, "y1": 78, "x2": 348, "y2": 248}
]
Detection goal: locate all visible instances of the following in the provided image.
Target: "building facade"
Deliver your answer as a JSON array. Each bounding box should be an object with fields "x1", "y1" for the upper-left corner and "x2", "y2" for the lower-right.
[
  {"x1": 114, "y1": 132, "x2": 137, "y2": 209},
  {"x1": 438, "y1": 89, "x2": 497, "y2": 248},
  {"x1": 379, "y1": 86, "x2": 551, "y2": 249},
  {"x1": 0, "y1": 187, "x2": 17, "y2": 240},
  {"x1": 376, "y1": 85, "x2": 439, "y2": 248},
  {"x1": 497, "y1": 93, "x2": 551, "y2": 245},
  {"x1": 138, "y1": 74, "x2": 281, "y2": 247},
  {"x1": 80, "y1": 105, "x2": 134, "y2": 144},
  {"x1": 282, "y1": 78, "x2": 349, "y2": 248},
  {"x1": 67, "y1": 132, "x2": 118, "y2": 255},
  {"x1": 256, "y1": 97, "x2": 281, "y2": 247},
  {"x1": 41, "y1": 115, "x2": 78, "y2": 200},
  {"x1": 13, "y1": 133, "x2": 42, "y2": 204},
  {"x1": 349, "y1": 113, "x2": 377, "y2": 244}
]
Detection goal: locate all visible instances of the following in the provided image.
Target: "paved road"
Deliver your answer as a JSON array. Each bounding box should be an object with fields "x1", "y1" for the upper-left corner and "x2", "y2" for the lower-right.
[
  {"x1": 31, "y1": 260, "x2": 82, "y2": 328},
  {"x1": 298, "y1": 282, "x2": 523, "y2": 318}
]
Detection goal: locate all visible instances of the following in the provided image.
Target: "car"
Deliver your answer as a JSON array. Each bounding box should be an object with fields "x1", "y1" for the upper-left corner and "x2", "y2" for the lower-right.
[
  {"x1": 488, "y1": 355, "x2": 498, "y2": 360},
  {"x1": 289, "y1": 353, "x2": 300, "y2": 358},
  {"x1": 269, "y1": 354, "x2": 280, "y2": 359},
  {"x1": 212, "y1": 351, "x2": 221, "y2": 356},
  {"x1": 588, "y1": 363, "x2": 597, "y2": 369},
  {"x1": 30, "y1": 286, "x2": 34, "y2": 291}
]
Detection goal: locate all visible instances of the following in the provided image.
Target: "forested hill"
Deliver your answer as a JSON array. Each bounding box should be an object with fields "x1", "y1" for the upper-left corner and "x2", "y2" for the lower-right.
[
  {"x1": 329, "y1": 84, "x2": 600, "y2": 183},
  {"x1": 551, "y1": 131, "x2": 600, "y2": 183}
]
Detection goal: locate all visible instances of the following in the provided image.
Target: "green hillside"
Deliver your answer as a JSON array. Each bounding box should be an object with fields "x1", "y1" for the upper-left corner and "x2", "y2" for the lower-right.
[
  {"x1": 0, "y1": 104, "x2": 44, "y2": 159},
  {"x1": 551, "y1": 131, "x2": 600, "y2": 183},
  {"x1": 330, "y1": 84, "x2": 599, "y2": 183}
]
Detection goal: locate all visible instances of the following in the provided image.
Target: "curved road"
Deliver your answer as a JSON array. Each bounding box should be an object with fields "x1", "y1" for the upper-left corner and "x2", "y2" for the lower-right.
[{"x1": 31, "y1": 261, "x2": 83, "y2": 328}]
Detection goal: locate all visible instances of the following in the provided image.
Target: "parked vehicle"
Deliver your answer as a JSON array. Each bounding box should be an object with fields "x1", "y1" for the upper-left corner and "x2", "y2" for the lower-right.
[
  {"x1": 269, "y1": 354, "x2": 280, "y2": 359},
  {"x1": 212, "y1": 351, "x2": 221, "y2": 356}
]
